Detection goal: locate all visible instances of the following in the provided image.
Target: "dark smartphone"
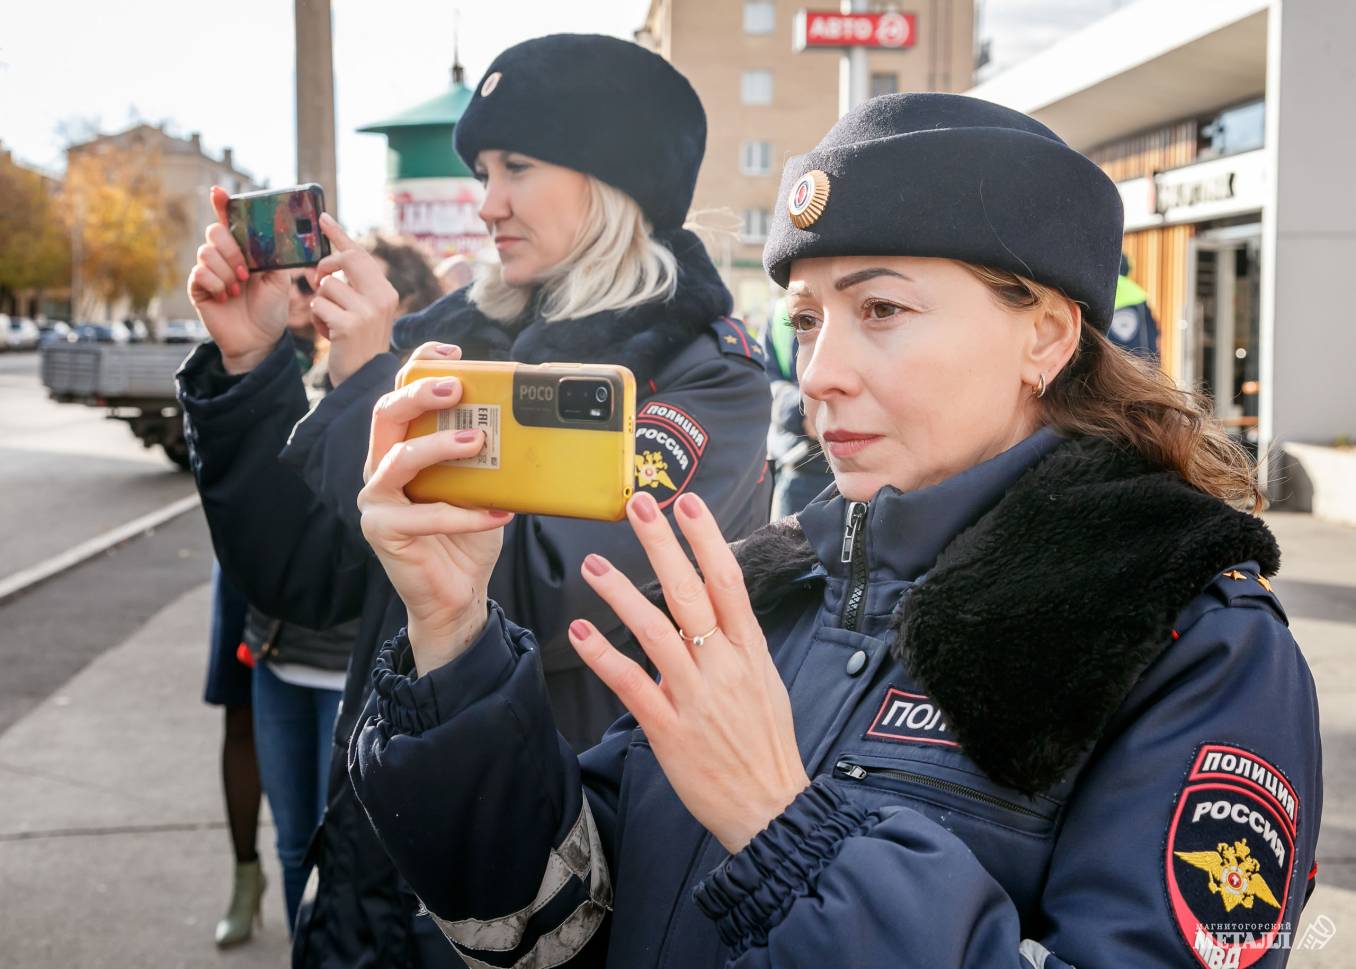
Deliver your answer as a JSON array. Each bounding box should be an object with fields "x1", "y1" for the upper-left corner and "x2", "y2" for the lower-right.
[{"x1": 226, "y1": 183, "x2": 332, "y2": 273}]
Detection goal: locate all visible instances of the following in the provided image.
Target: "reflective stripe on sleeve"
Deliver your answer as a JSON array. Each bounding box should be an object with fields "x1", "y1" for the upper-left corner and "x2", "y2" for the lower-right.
[{"x1": 426, "y1": 796, "x2": 614, "y2": 967}]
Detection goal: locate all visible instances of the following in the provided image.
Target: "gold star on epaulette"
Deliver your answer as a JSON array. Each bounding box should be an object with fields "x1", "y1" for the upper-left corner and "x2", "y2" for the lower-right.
[
  {"x1": 1257, "y1": 575, "x2": 1273, "y2": 593},
  {"x1": 723, "y1": 334, "x2": 738, "y2": 345},
  {"x1": 1222, "y1": 570, "x2": 1249, "y2": 582}
]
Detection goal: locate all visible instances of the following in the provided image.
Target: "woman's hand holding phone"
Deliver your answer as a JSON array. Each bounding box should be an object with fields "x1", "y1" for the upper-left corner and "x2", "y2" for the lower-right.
[
  {"x1": 310, "y1": 214, "x2": 400, "y2": 387},
  {"x1": 358, "y1": 342, "x2": 515, "y2": 675},
  {"x1": 187, "y1": 186, "x2": 290, "y2": 374}
]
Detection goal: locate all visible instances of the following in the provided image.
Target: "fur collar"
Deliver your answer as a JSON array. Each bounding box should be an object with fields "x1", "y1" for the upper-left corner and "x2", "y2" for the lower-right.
[
  {"x1": 731, "y1": 435, "x2": 1280, "y2": 794},
  {"x1": 390, "y1": 228, "x2": 731, "y2": 388}
]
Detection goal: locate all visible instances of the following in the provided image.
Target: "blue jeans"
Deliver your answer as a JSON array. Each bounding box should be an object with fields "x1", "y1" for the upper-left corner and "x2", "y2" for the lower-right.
[{"x1": 252, "y1": 662, "x2": 342, "y2": 933}]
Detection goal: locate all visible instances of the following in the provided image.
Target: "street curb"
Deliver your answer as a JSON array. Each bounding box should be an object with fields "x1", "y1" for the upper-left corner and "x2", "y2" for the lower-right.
[{"x1": 0, "y1": 494, "x2": 202, "y2": 605}]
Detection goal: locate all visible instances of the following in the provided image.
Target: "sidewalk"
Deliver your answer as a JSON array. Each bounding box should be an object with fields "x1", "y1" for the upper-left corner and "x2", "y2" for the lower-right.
[
  {"x1": 0, "y1": 513, "x2": 1349, "y2": 967},
  {"x1": 0, "y1": 580, "x2": 291, "y2": 968},
  {"x1": 1264, "y1": 512, "x2": 1355, "y2": 966}
]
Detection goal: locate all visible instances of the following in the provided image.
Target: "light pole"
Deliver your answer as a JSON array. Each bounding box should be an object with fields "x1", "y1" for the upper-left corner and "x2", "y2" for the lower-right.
[
  {"x1": 839, "y1": 0, "x2": 870, "y2": 117},
  {"x1": 294, "y1": 0, "x2": 339, "y2": 218}
]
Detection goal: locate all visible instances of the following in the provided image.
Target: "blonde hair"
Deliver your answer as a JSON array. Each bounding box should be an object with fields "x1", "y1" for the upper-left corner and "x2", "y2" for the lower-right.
[
  {"x1": 964, "y1": 263, "x2": 1265, "y2": 513},
  {"x1": 469, "y1": 176, "x2": 678, "y2": 322}
]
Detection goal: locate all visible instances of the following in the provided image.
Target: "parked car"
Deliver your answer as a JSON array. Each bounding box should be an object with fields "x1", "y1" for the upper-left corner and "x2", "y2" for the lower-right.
[
  {"x1": 158, "y1": 318, "x2": 208, "y2": 344},
  {"x1": 71, "y1": 322, "x2": 131, "y2": 344},
  {"x1": 4, "y1": 316, "x2": 41, "y2": 351},
  {"x1": 38, "y1": 321, "x2": 73, "y2": 347}
]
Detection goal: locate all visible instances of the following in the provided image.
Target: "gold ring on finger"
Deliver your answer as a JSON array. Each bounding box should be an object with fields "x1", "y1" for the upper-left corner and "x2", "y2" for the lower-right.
[{"x1": 679, "y1": 624, "x2": 720, "y2": 648}]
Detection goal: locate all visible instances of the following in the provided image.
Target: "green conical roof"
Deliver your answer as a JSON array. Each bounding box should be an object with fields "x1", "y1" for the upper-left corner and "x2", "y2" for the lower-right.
[
  {"x1": 359, "y1": 82, "x2": 476, "y2": 180},
  {"x1": 358, "y1": 84, "x2": 475, "y2": 133}
]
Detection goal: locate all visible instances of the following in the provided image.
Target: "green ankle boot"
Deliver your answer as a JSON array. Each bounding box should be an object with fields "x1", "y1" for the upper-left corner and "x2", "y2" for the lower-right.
[{"x1": 215, "y1": 859, "x2": 265, "y2": 947}]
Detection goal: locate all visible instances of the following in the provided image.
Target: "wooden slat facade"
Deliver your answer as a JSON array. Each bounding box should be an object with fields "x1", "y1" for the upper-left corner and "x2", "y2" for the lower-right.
[
  {"x1": 1087, "y1": 122, "x2": 1200, "y2": 382},
  {"x1": 1121, "y1": 225, "x2": 1193, "y2": 383}
]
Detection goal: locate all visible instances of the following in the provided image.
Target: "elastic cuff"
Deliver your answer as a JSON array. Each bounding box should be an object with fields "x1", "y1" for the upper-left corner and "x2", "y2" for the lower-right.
[
  {"x1": 369, "y1": 603, "x2": 518, "y2": 735},
  {"x1": 692, "y1": 777, "x2": 871, "y2": 953}
]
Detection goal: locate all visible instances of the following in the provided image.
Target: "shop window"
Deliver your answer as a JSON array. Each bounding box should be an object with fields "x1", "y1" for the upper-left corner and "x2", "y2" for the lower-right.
[
  {"x1": 1197, "y1": 99, "x2": 1265, "y2": 160},
  {"x1": 741, "y1": 208, "x2": 771, "y2": 242},
  {"x1": 741, "y1": 140, "x2": 772, "y2": 175},
  {"x1": 742, "y1": 70, "x2": 774, "y2": 105},
  {"x1": 870, "y1": 72, "x2": 898, "y2": 98},
  {"x1": 744, "y1": 1, "x2": 775, "y2": 34}
]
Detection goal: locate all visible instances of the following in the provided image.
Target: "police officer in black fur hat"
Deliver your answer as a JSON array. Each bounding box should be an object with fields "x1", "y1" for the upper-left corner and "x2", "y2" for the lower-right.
[
  {"x1": 180, "y1": 32, "x2": 773, "y2": 969},
  {"x1": 349, "y1": 92, "x2": 1320, "y2": 969}
]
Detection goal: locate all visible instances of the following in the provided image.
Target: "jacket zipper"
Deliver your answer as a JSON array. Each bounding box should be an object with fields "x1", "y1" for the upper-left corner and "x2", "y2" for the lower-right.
[
  {"x1": 834, "y1": 758, "x2": 1046, "y2": 820},
  {"x1": 839, "y1": 500, "x2": 869, "y2": 632}
]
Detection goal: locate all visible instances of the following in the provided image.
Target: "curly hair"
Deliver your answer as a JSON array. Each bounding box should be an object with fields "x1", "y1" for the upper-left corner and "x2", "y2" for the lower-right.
[{"x1": 965, "y1": 264, "x2": 1264, "y2": 513}]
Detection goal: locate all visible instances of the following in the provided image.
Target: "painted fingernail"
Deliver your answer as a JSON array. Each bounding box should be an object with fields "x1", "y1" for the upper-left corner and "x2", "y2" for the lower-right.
[
  {"x1": 454, "y1": 429, "x2": 478, "y2": 442},
  {"x1": 235, "y1": 265, "x2": 248, "y2": 281},
  {"x1": 584, "y1": 554, "x2": 609, "y2": 576},
  {"x1": 631, "y1": 493, "x2": 658, "y2": 523},
  {"x1": 435, "y1": 344, "x2": 457, "y2": 356},
  {"x1": 229, "y1": 283, "x2": 241, "y2": 298},
  {"x1": 489, "y1": 509, "x2": 512, "y2": 519},
  {"x1": 570, "y1": 619, "x2": 590, "y2": 640},
  {"x1": 677, "y1": 493, "x2": 703, "y2": 519},
  {"x1": 432, "y1": 378, "x2": 459, "y2": 397}
]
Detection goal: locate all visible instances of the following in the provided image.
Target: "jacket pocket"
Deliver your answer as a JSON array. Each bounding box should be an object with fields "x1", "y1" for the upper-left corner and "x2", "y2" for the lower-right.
[{"x1": 833, "y1": 754, "x2": 1060, "y2": 837}]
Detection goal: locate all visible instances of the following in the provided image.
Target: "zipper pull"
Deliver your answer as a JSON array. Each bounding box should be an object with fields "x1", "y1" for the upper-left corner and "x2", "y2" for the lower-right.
[
  {"x1": 840, "y1": 501, "x2": 867, "y2": 564},
  {"x1": 835, "y1": 760, "x2": 868, "y2": 780}
]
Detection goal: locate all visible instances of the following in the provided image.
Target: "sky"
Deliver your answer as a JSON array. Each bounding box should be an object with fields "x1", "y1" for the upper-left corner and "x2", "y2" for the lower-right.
[
  {"x1": 976, "y1": 0, "x2": 1137, "y2": 78},
  {"x1": 1, "y1": 0, "x2": 1131, "y2": 233}
]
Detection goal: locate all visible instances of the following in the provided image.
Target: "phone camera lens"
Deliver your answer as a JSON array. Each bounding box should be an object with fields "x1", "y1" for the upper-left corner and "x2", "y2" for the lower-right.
[{"x1": 594, "y1": 386, "x2": 609, "y2": 404}]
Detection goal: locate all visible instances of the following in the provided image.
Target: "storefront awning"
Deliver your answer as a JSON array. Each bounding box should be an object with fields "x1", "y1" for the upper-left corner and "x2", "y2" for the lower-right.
[{"x1": 967, "y1": 0, "x2": 1268, "y2": 152}]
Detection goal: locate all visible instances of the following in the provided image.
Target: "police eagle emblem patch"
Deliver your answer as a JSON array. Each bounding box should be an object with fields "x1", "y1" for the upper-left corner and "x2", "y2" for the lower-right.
[
  {"x1": 634, "y1": 401, "x2": 707, "y2": 509},
  {"x1": 1165, "y1": 743, "x2": 1299, "y2": 969}
]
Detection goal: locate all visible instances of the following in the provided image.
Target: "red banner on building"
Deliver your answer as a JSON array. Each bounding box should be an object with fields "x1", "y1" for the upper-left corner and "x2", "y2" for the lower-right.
[{"x1": 794, "y1": 10, "x2": 917, "y2": 50}]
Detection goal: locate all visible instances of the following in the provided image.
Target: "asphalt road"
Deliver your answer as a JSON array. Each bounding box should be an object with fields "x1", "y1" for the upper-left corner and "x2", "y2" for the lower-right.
[
  {"x1": 0, "y1": 349, "x2": 214, "y2": 731},
  {"x1": 0, "y1": 350, "x2": 198, "y2": 584}
]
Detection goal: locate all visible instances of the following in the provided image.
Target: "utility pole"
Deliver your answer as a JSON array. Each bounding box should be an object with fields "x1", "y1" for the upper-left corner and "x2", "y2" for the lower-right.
[
  {"x1": 839, "y1": 0, "x2": 870, "y2": 117},
  {"x1": 294, "y1": 0, "x2": 339, "y2": 217}
]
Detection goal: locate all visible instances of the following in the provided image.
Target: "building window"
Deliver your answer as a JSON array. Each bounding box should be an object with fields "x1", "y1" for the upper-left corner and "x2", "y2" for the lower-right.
[
  {"x1": 1197, "y1": 99, "x2": 1265, "y2": 160},
  {"x1": 744, "y1": 1, "x2": 775, "y2": 34},
  {"x1": 740, "y1": 140, "x2": 772, "y2": 175},
  {"x1": 741, "y1": 208, "x2": 770, "y2": 242},
  {"x1": 741, "y1": 70, "x2": 773, "y2": 106},
  {"x1": 870, "y1": 72, "x2": 898, "y2": 98}
]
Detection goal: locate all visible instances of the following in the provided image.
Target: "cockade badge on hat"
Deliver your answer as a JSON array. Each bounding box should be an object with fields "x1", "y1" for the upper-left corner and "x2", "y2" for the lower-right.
[{"x1": 787, "y1": 170, "x2": 831, "y2": 230}]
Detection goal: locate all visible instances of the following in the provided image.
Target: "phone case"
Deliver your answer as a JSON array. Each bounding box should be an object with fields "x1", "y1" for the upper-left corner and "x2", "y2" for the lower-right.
[
  {"x1": 398, "y1": 360, "x2": 637, "y2": 521},
  {"x1": 227, "y1": 183, "x2": 332, "y2": 272}
]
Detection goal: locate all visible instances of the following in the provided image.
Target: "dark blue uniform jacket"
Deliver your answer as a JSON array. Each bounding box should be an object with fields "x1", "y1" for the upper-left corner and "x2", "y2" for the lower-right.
[
  {"x1": 176, "y1": 233, "x2": 773, "y2": 968},
  {"x1": 351, "y1": 428, "x2": 1323, "y2": 969}
]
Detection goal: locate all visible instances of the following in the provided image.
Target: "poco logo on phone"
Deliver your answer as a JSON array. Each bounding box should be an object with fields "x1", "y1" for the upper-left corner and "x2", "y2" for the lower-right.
[{"x1": 518, "y1": 385, "x2": 556, "y2": 402}]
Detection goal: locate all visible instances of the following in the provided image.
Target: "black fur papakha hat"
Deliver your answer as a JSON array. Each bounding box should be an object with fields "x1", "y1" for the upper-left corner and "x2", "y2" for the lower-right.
[
  {"x1": 454, "y1": 34, "x2": 705, "y2": 233},
  {"x1": 763, "y1": 93, "x2": 1126, "y2": 329}
]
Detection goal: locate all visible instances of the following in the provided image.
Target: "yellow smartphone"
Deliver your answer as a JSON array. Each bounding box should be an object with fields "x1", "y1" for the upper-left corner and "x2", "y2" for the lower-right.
[{"x1": 398, "y1": 360, "x2": 637, "y2": 521}]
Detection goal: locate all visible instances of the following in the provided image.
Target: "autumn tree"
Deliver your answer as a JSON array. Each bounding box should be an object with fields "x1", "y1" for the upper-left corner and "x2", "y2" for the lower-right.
[
  {"x1": 0, "y1": 153, "x2": 71, "y2": 314},
  {"x1": 63, "y1": 134, "x2": 188, "y2": 315}
]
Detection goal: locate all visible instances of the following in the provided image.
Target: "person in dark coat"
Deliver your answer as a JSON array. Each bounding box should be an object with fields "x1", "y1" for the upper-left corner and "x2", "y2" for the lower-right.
[
  {"x1": 348, "y1": 93, "x2": 1322, "y2": 969},
  {"x1": 177, "y1": 33, "x2": 771, "y2": 969}
]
